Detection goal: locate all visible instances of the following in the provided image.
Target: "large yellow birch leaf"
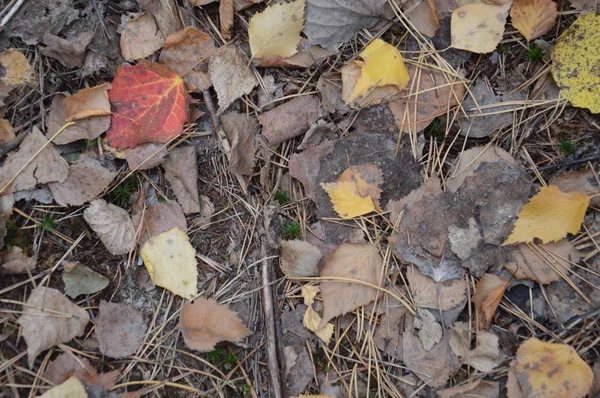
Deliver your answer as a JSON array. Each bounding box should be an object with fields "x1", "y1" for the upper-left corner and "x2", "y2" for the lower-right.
[{"x1": 503, "y1": 185, "x2": 590, "y2": 245}]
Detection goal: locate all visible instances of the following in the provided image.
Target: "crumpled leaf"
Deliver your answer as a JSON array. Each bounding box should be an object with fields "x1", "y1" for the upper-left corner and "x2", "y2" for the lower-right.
[
  {"x1": 46, "y1": 94, "x2": 111, "y2": 145},
  {"x1": 159, "y1": 27, "x2": 215, "y2": 93},
  {"x1": 83, "y1": 199, "x2": 135, "y2": 255},
  {"x1": 449, "y1": 322, "x2": 504, "y2": 372},
  {"x1": 140, "y1": 228, "x2": 198, "y2": 298},
  {"x1": 45, "y1": 352, "x2": 119, "y2": 390},
  {"x1": 39, "y1": 31, "x2": 93, "y2": 69},
  {"x1": 96, "y1": 300, "x2": 147, "y2": 358},
  {"x1": 4, "y1": 0, "x2": 76, "y2": 45},
  {"x1": 472, "y1": 273, "x2": 508, "y2": 329},
  {"x1": 504, "y1": 185, "x2": 590, "y2": 245},
  {"x1": 39, "y1": 376, "x2": 87, "y2": 398},
  {"x1": 551, "y1": 13, "x2": 600, "y2": 113},
  {"x1": 407, "y1": 265, "x2": 467, "y2": 312},
  {"x1": 510, "y1": 0, "x2": 557, "y2": 41},
  {"x1": 0, "y1": 127, "x2": 68, "y2": 193},
  {"x1": 179, "y1": 298, "x2": 251, "y2": 352},
  {"x1": 106, "y1": 60, "x2": 191, "y2": 148},
  {"x1": 163, "y1": 146, "x2": 200, "y2": 214},
  {"x1": 414, "y1": 309, "x2": 442, "y2": 351},
  {"x1": 303, "y1": 0, "x2": 389, "y2": 49},
  {"x1": 507, "y1": 338, "x2": 593, "y2": 398},
  {"x1": 253, "y1": 38, "x2": 334, "y2": 68},
  {"x1": 63, "y1": 262, "x2": 109, "y2": 299},
  {"x1": 18, "y1": 287, "x2": 90, "y2": 367},
  {"x1": 0, "y1": 49, "x2": 33, "y2": 105},
  {"x1": 48, "y1": 154, "x2": 117, "y2": 207},
  {"x1": 120, "y1": 12, "x2": 165, "y2": 61},
  {"x1": 221, "y1": 111, "x2": 258, "y2": 177},
  {"x1": 321, "y1": 164, "x2": 383, "y2": 219},
  {"x1": 505, "y1": 239, "x2": 582, "y2": 284},
  {"x1": 63, "y1": 83, "x2": 111, "y2": 122},
  {"x1": 319, "y1": 243, "x2": 383, "y2": 327},
  {"x1": 280, "y1": 239, "x2": 322, "y2": 277},
  {"x1": 451, "y1": 3, "x2": 511, "y2": 53},
  {"x1": 343, "y1": 39, "x2": 409, "y2": 104},
  {"x1": 1, "y1": 247, "x2": 37, "y2": 273},
  {"x1": 248, "y1": 0, "x2": 305, "y2": 59},
  {"x1": 301, "y1": 285, "x2": 334, "y2": 344}
]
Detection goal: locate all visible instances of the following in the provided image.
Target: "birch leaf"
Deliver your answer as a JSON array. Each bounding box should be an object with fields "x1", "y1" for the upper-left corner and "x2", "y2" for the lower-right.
[
  {"x1": 451, "y1": 3, "x2": 511, "y2": 53},
  {"x1": 510, "y1": 0, "x2": 557, "y2": 41}
]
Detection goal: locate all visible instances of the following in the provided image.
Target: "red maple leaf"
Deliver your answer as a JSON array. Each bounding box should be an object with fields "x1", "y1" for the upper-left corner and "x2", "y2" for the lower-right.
[{"x1": 106, "y1": 61, "x2": 190, "y2": 148}]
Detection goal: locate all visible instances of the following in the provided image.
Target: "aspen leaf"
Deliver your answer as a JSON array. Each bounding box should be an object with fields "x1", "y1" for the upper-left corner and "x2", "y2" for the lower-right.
[
  {"x1": 140, "y1": 228, "x2": 198, "y2": 298},
  {"x1": 449, "y1": 322, "x2": 504, "y2": 373},
  {"x1": 472, "y1": 273, "x2": 508, "y2": 329},
  {"x1": 248, "y1": 0, "x2": 306, "y2": 59},
  {"x1": 179, "y1": 298, "x2": 251, "y2": 352},
  {"x1": 321, "y1": 164, "x2": 383, "y2": 219},
  {"x1": 510, "y1": 0, "x2": 557, "y2": 41},
  {"x1": 344, "y1": 39, "x2": 409, "y2": 103},
  {"x1": 120, "y1": 12, "x2": 165, "y2": 62},
  {"x1": 83, "y1": 199, "x2": 135, "y2": 256},
  {"x1": 280, "y1": 239, "x2": 321, "y2": 277},
  {"x1": 551, "y1": 13, "x2": 600, "y2": 113},
  {"x1": 301, "y1": 285, "x2": 334, "y2": 344},
  {"x1": 319, "y1": 243, "x2": 383, "y2": 327},
  {"x1": 503, "y1": 185, "x2": 590, "y2": 245},
  {"x1": 39, "y1": 376, "x2": 87, "y2": 398},
  {"x1": 451, "y1": 3, "x2": 511, "y2": 54},
  {"x1": 96, "y1": 301, "x2": 147, "y2": 358},
  {"x1": 63, "y1": 83, "x2": 111, "y2": 122},
  {"x1": 507, "y1": 338, "x2": 593, "y2": 398}
]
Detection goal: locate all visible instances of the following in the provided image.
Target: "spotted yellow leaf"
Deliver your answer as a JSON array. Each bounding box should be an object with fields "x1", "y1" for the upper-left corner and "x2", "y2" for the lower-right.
[
  {"x1": 451, "y1": 3, "x2": 511, "y2": 54},
  {"x1": 503, "y1": 185, "x2": 590, "y2": 245},
  {"x1": 552, "y1": 13, "x2": 600, "y2": 113},
  {"x1": 510, "y1": 0, "x2": 557, "y2": 41},
  {"x1": 507, "y1": 338, "x2": 593, "y2": 398},
  {"x1": 140, "y1": 228, "x2": 198, "y2": 298},
  {"x1": 345, "y1": 39, "x2": 409, "y2": 103},
  {"x1": 248, "y1": 0, "x2": 305, "y2": 59}
]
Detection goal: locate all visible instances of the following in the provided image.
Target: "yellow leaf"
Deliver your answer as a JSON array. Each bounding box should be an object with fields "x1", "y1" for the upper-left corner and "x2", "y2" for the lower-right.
[
  {"x1": 248, "y1": 0, "x2": 305, "y2": 59},
  {"x1": 507, "y1": 338, "x2": 593, "y2": 398},
  {"x1": 345, "y1": 39, "x2": 409, "y2": 103},
  {"x1": 451, "y1": 3, "x2": 511, "y2": 53},
  {"x1": 40, "y1": 376, "x2": 87, "y2": 398},
  {"x1": 301, "y1": 285, "x2": 334, "y2": 344},
  {"x1": 321, "y1": 164, "x2": 383, "y2": 219},
  {"x1": 510, "y1": 0, "x2": 557, "y2": 41},
  {"x1": 503, "y1": 185, "x2": 590, "y2": 245},
  {"x1": 140, "y1": 228, "x2": 198, "y2": 298},
  {"x1": 551, "y1": 13, "x2": 600, "y2": 113}
]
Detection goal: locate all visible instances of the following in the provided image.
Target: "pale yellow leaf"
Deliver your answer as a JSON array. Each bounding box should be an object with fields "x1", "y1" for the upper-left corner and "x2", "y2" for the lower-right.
[
  {"x1": 345, "y1": 39, "x2": 409, "y2": 103},
  {"x1": 140, "y1": 228, "x2": 198, "y2": 298},
  {"x1": 248, "y1": 0, "x2": 305, "y2": 59},
  {"x1": 507, "y1": 338, "x2": 593, "y2": 398},
  {"x1": 301, "y1": 285, "x2": 334, "y2": 344},
  {"x1": 451, "y1": 3, "x2": 511, "y2": 53},
  {"x1": 503, "y1": 185, "x2": 590, "y2": 245},
  {"x1": 510, "y1": 0, "x2": 557, "y2": 41},
  {"x1": 551, "y1": 13, "x2": 600, "y2": 113},
  {"x1": 40, "y1": 376, "x2": 87, "y2": 398}
]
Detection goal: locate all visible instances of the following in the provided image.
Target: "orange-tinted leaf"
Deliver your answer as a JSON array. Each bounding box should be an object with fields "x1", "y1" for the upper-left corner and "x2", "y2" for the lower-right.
[
  {"x1": 510, "y1": 0, "x2": 557, "y2": 41},
  {"x1": 63, "y1": 83, "x2": 111, "y2": 122},
  {"x1": 107, "y1": 61, "x2": 190, "y2": 148},
  {"x1": 472, "y1": 273, "x2": 508, "y2": 329}
]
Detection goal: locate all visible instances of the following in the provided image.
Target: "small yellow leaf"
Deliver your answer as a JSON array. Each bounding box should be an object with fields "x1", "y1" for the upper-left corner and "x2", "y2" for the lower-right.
[
  {"x1": 301, "y1": 285, "x2": 334, "y2": 344},
  {"x1": 507, "y1": 338, "x2": 593, "y2": 398},
  {"x1": 551, "y1": 13, "x2": 600, "y2": 113},
  {"x1": 140, "y1": 228, "x2": 198, "y2": 298},
  {"x1": 345, "y1": 39, "x2": 409, "y2": 103},
  {"x1": 510, "y1": 0, "x2": 557, "y2": 41},
  {"x1": 248, "y1": 0, "x2": 305, "y2": 59},
  {"x1": 40, "y1": 376, "x2": 87, "y2": 398},
  {"x1": 503, "y1": 185, "x2": 590, "y2": 245},
  {"x1": 451, "y1": 3, "x2": 511, "y2": 54}
]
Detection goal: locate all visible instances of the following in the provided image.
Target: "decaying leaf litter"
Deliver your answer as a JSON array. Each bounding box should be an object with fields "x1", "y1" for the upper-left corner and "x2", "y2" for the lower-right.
[{"x1": 0, "y1": 0, "x2": 599, "y2": 397}]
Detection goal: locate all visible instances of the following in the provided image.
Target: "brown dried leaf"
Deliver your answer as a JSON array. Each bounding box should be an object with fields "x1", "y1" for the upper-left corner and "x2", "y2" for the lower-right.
[
  {"x1": 83, "y1": 199, "x2": 135, "y2": 255},
  {"x1": 125, "y1": 143, "x2": 168, "y2": 171},
  {"x1": 317, "y1": 72, "x2": 349, "y2": 114},
  {"x1": 551, "y1": 170, "x2": 600, "y2": 207},
  {"x1": 18, "y1": 287, "x2": 90, "y2": 367},
  {"x1": 163, "y1": 146, "x2": 199, "y2": 214},
  {"x1": 46, "y1": 94, "x2": 111, "y2": 145},
  {"x1": 472, "y1": 273, "x2": 508, "y2": 329},
  {"x1": 288, "y1": 139, "x2": 335, "y2": 200},
  {"x1": 280, "y1": 239, "x2": 322, "y2": 277},
  {"x1": 319, "y1": 243, "x2": 384, "y2": 327},
  {"x1": 96, "y1": 301, "x2": 147, "y2": 358},
  {"x1": 437, "y1": 379, "x2": 499, "y2": 398},
  {"x1": 259, "y1": 95, "x2": 320, "y2": 146},
  {"x1": 403, "y1": 0, "x2": 440, "y2": 37},
  {"x1": 208, "y1": 46, "x2": 258, "y2": 113},
  {"x1": 159, "y1": 27, "x2": 215, "y2": 92},
  {"x1": 449, "y1": 322, "x2": 504, "y2": 372},
  {"x1": 373, "y1": 289, "x2": 409, "y2": 359},
  {"x1": 220, "y1": 111, "x2": 258, "y2": 176},
  {"x1": 0, "y1": 118, "x2": 15, "y2": 144},
  {"x1": 0, "y1": 127, "x2": 68, "y2": 193},
  {"x1": 385, "y1": 176, "x2": 442, "y2": 225},
  {"x1": 220, "y1": 0, "x2": 234, "y2": 39},
  {"x1": 44, "y1": 352, "x2": 119, "y2": 389},
  {"x1": 179, "y1": 298, "x2": 251, "y2": 352},
  {"x1": 48, "y1": 154, "x2": 117, "y2": 207},
  {"x1": 407, "y1": 265, "x2": 467, "y2": 311},
  {"x1": 120, "y1": 12, "x2": 165, "y2": 62},
  {"x1": 39, "y1": 31, "x2": 93, "y2": 69},
  {"x1": 63, "y1": 83, "x2": 111, "y2": 122},
  {"x1": 1, "y1": 247, "x2": 37, "y2": 273},
  {"x1": 505, "y1": 239, "x2": 582, "y2": 284},
  {"x1": 132, "y1": 201, "x2": 187, "y2": 247},
  {"x1": 510, "y1": 0, "x2": 557, "y2": 41},
  {"x1": 254, "y1": 39, "x2": 335, "y2": 68}
]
